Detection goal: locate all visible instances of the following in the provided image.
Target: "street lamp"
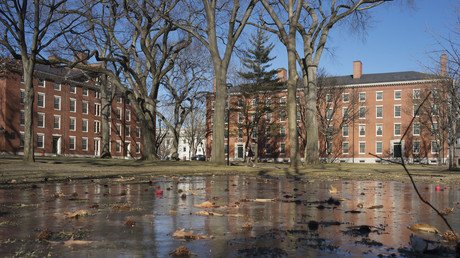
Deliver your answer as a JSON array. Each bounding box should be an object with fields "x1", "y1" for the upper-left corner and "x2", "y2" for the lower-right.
[{"x1": 226, "y1": 83, "x2": 232, "y2": 166}]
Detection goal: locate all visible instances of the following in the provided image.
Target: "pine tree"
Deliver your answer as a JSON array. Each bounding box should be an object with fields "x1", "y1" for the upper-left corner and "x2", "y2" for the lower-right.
[{"x1": 239, "y1": 28, "x2": 278, "y2": 84}]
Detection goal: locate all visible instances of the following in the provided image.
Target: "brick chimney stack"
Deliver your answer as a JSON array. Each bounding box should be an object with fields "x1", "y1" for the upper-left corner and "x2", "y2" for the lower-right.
[
  {"x1": 440, "y1": 53, "x2": 447, "y2": 76},
  {"x1": 277, "y1": 68, "x2": 287, "y2": 82},
  {"x1": 353, "y1": 60, "x2": 362, "y2": 79}
]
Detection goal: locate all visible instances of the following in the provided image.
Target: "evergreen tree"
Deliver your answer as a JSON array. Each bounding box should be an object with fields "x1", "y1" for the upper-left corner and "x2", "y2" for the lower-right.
[{"x1": 239, "y1": 28, "x2": 278, "y2": 84}]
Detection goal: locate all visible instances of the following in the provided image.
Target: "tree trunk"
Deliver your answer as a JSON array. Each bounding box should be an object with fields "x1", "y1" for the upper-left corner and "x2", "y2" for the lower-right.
[
  {"x1": 304, "y1": 66, "x2": 319, "y2": 165},
  {"x1": 286, "y1": 41, "x2": 299, "y2": 168},
  {"x1": 135, "y1": 99, "x2": 157, "y2": 160},
  {"x1": 210, "y1": 70, "x2": 226, "y2": 165},
  {"x1": 100, "y1": 75, "x2": 112, "y2": 158},
  {"x1": 22, "y1": 61, "x2": 35, "y2": 162},
  {"x1": 171, "y1": 129, "x2": 180, "y2": 160}
]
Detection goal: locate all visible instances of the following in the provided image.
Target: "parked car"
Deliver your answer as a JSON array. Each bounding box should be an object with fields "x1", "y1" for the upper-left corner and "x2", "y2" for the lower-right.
[{"x1": 192, "y1": 155, "x2": 206, "y2": 161}]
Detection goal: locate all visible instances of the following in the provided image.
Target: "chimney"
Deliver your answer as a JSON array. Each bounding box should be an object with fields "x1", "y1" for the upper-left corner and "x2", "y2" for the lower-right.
[
  {"x1": 353, "y1": 61, "x2": 362, "y2": 79},
  {"x1": 440, "y1": 53, "x2": 447, "y2": 76},
  {"x1": 277, "y1": 68, "x2": 287, "y2": 82}
]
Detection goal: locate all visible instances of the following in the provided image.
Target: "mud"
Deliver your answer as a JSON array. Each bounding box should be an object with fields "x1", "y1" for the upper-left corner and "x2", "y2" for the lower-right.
[{"x1": 0, "y1": 176, "x2": 459, "y2": 257}]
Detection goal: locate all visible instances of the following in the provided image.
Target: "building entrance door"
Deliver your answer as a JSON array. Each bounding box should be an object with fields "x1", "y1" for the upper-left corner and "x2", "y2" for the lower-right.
[{"x1": 52, "y1": 136, "x2": 61, "y2": 155}]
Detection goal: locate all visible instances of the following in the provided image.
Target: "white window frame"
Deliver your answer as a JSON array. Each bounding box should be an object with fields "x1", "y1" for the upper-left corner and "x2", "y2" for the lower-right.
[
  {"x1": 376, "y1": 91, "x2": 383, "y2": 101},
  {"x1": 37, "y1": 112, "x2": 45, "y2": 128},
  {"x1": 342, "y1": 141, "x2": 349, "y2": 154},
  {"x1": 376, "y1": 105, "x2": 383, "y2": 119},
  {"x1": 342, "y1": 93, "x2": 349, "y2": 103},
  {"x1": 359, "y1": 124, "x2": 366, "y2": 137},
  {"x1": 359, "y1": 141, "x2": 366, "y2": 154},
  {"x1": 54, "y1": 95, "x2": 61, "y2": 110},
  {"x1": 19, "y1": 132, "x2": 24, "y2": 147},
  {"x1": 54, "y1": 83, "x2": 61, "y2": 91},
  {"x1": 394, "y1": 123, "x2": 401, "y2": 136},
  {"x1": 413, "y1": 89, "x2": 421, "y2": 99},
  {"x1": 394, "y1": 105, "x2": 401, "y2": 118},
  {"x1": 53, "y1": 115, "x2": 61, "y2": 130},
  {"x1": 326, "y1": 94, "x2": 332, "y2": 103},
  {"x1": 358, "y1": 92, "x2": 366, "y2": 102},
  {"x1": 82, "y1": 137, "x2": 88, "y2": 151},
  {"x1": 116, "y1": 107, "x2": 122, "y2": 119},
  {"x1": 359, "y1": 106, "x2": 366, "y2": 119},
  {"x1": 125, "y1": 125, "x2": 131, "y2": 137},
  {"x1": 95, "y1": 103, "x2": 101, "y2": 116},
  {"x1": 37, "y1": 133, "x2": 45, "y2": 148},
  {"x1": 342, "y1": 107, "x2": 349, "y2": 119},
  {"x1": 20, "y1": 110, "x2": 25, "y2": 126},
  {"x1": 126, "y1": 109, "x2": 131, "y2": 122},
  {"x1": 94, "y1": 120, "x2": 101, "y2": 133},
  {"x1": 136, "y1": 127, "x2": 141, "y2": 138},
  {"x1": 69, "y1": 136, "x2": 76, "y2": 150},
  {"x1": 431, "y1": 141, "x2": 439, "y2": 154},
  {"x1": 116, "y1": 123, "x2": 122, "y2": 136},
  {"x1": 116, "y1": 140, "x2": 122, "y2": 152},
  {"x1": 136, "y1": 142, "x2": 141, "y2": 154},
  {"x1": 70, "y1": 85, "x2": 76, "y2": 94},
  {"x1": 413, "y1": 122, "x2": 420, "y2": 136},
  {"x1": 376, "y1": 124, "x2": 383, "y2": 136},
  {"x1": 82, "y1": 119, "x2": 88, "y2": 132},
  {"x1": 376, "y1": 141, "x2": 383, "y2": 154},
  {"x1": 38, "y1": 78, "x2": 45, "y2": 87},
  {"x1": 37, "y1": 93, "x2": 45, "y2": 108},
  {"x1": 342, "y1": 124, "x2": 349, "y2": 137},
  {"x1": 82, "y1": 101, "x2": 89, "y2": 114},
  {"x1": 69, "y1": 117, "x2": 76, "y2": 131},
  {"x1": 394, "y1": 90, "x2": 401, "y2": 100},
  {"x1": 413, "y1": 141, "x2": 420, "y2": 154},
  {"x1": 83, "y1": 87, "x2": 89, "y2": 96},
  {"x1": 20, "y1": 89, "x2": 25, "y2": 104}
]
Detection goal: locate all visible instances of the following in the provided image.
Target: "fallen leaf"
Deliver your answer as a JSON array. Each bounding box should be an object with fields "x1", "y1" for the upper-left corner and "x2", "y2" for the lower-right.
[
  {"x1": 195, "y1": 211, "x2": 223, "y2": 217},
  {"x1": 255, "y1": 198, "x2": 274, "y2": 203},
  {"x1": 65, "y1": 210, "x2": 90, "y2": 219},
  {"x1": 172, "y1": 229, "x2": 207, "y2": 240},
  {"x1": 408, "y1": 223, "x2": 440, "y2": 234},
  {"x1": 442, "y1": 230, "x2": 459, "y2": 242},
  {"x1": 367, "y1": 205, "x2": 384, "y2": 209},
  {"x1": 63, "y1": 237, "x2": 94, "y2": 247},
  {"x1": 194, "y1": 201, "x2": 216, "y2": 208},
  {"x1": 440, "y1": 207, "x2": 454, "y2": 215},
  {"x1": 329, "y1": 185, "x2": 338, "y2": 194},
  {"x1": 170, "y1": 245, "x2": 192, "y2": 257}
]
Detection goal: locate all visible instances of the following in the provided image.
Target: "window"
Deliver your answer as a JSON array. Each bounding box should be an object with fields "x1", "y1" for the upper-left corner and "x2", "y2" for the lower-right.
[
  {"x1": 37, "y1": 113, "x2": 45, "y2": 128},
  {"x1": 54, "y1": 83, "x2": 61, "y2": 91},
  {"x1": 431, "y1": 141, "x2": 439, "y2": 154},
  {"x1": 342, "y1": 142, "x2": 349, "y2": 154},
  {"x1": 394, "y1": 90, "x2": 401, "y2": 100},
  {"x1": 376, "y1": 141, "x2": 383, "y2": 154},
  {"x1": 413, "y1": 89, "x2": 421, "y2": 99},
  {"x1": 413, "y1": 122, "x2": 420, "y2": 135},
  {"x1": 266, "y1": 112, "x2": 272, "y2": 121},
  {"x1": 126, "y1": 109, "x2": 131, "y2": 122},
  {"x1": 238, "y1": 128, "x2": 243, "y2": 138},
  {"x1": 38, "y1": 78, "x2": 45, "y2": 87},
  {"x1": 94, "y1": 121, "x2": 100, "y2": 133},
  {"x1": 280, "y1": 97, "x2": 286, "y2": 106},
  {"x1": 326, "y1": 108, "x2": 333, "y2": 120},
  {"x1": 238, "y1": 99, "x2": 243, "y2": 107},
  {"x1": 342, "y1": 93, "x2": 349, "y2": 102},
  {"x1": 136, "y1": 127, "x2": 141, "y2": 138},
  {"x1": 432, "y1": 122, "x2": 438, "y2": 133},
  {"x1": 69, "y1": 137, "x2": 76, "y2": 150},
  {"x1": 19, "y1": 132, "x2": 24, "y2": 147},
  {"x1": 136, "y1": 142, "x2": 141, "y2": 153},
  {"x1": 116, "y1": 141, "x2": 122, "y2": 152},
  {"x1": 116, "y1": 108, "x2": 122, "y2": 119},
  {"x1": 342, "y1": 124, "x2": 349, "y2": 137},
  {"x1": 376, "y1": 106, "x2": 383, "y2": 118},
  {"x1": 432, "y1": 89, "x2": 439, "y2": 99},
  {"x1": 95, "y1": 104, "x2": 101, "y2": 116},
  {"x1": 20, "y1": 90, "x2": 25, "y2": 104},
  {"x1": 359, "y1": 124, "x2": 366, "y2": 136},
  {"x1": 117, "y1": 97, "x2": 123, "y2": 103},
  {"x1": 125, "y1": 125, "x2": 130, "y2": 137},
  {"x1": 359, "y1": 92, "x2": 366, "y2": 102},
  {"x1": 394, "y1": 123, "x2": 401, "y2": 136},
  {"x1": 342, "y1": 107, "x2": 349, "y2": 119},
  {"x1": 394, "y1": 105, "x2": 401, "y2": 118},
  {"x1": 82, "y1": 101, "x2": 88, "y2": 114},
  {"x1": 95, "y1": 91, "x2": 101, "y2": 99},
  {"x1": 70, "y1": 99, "x2": 76, "y2": 112},
  {"x1": 252, "y1": 98, "x2": 258, "y2": 106},
  {"x1": 326, "y1": 94, "x2": 332, "y2": 103},
  {"x1": 54, "y1": 96, "x2": 61, "y2": 110},
  {"x1": 280, "y1": 126, "x2": 286, "y2": 138},
  {"x1": 376, "y1": 91, "x2": 383, "y2": 101},
  {"x1": 431, "y1": 104, "x2": 439, "y2": 115},
  {"x1": 116, "y1": 124, "x2": 122, "y2": 136},
  {"x1": 280, "y1": 143, "x2": 286, "y2": 154},
  {"x1": 82, "y1": 119, "x2": 88, "y2": 132},
  {"x1": 69, "y1": 117, "x2": 76, "y2": 131},
  {"x1": 280, "y1": 110, "x2": 287, "y2": 122},
  {"x1": 265, "y1": 99, "x2": 272, "y2": 107},
  {"x1": 326, "y1": 141, "x2": 332, "y2": 154},
  {"x1": 37, "y1": 93, "x2": 45, "y2": 108},
  {"x1": 183, "y1": 147, "x2": 186, "y2": 152},
  {"x1": 53, "y1": 115, "x2": 60, "y2": 129},
  {"x1": 20, "y1": 110, "x2": 25, "y2": 126},
  {"x1": 82, "y1": 138, "x2": 88, "y2": 151},
  {"x1": 83, "y1": 88, "x2": 89, "y2": 96},
  {"x1": 376, "y1": 124, "x2": 383, "y2": 136},
  {"x1": 37, "y1": 134, "x2": 44, "y2": 148},
  {"x1": 70, "y1": 85, "x2": 76, "y2": 94},
  {"x1": 413, "y1": 104, "x2": 420, "y2": 117},
  {"x1": 359, "y1": 142, "x2": 366, "y2": 154},
  {"x1": 20, "y1": 75, "x2": 24, "y2": 83},
  {"x1": 359, "y1": 106, "x2": 366, "y2": 119},
  {"x1": 413, "y1": 141, "x2": 420, "y2": 154}
]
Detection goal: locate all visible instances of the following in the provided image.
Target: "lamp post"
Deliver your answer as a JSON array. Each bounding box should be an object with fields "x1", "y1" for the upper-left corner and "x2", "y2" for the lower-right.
[{"x1": 226, "y1": 83, "x2": 232, "y2": 166}]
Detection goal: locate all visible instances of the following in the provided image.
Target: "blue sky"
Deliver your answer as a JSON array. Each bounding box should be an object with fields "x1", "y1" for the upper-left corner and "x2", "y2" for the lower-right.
[{"x1": 269, "y1": 0, "x2": 458, "y2": 76}]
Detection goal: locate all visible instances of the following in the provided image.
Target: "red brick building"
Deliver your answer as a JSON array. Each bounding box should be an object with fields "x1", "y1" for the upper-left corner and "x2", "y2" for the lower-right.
[
  {"x1": 0, "y1": 60, "x2": 142, "y2": 158},
  {"x1": 206, "y1": 58, "x2": 451, "y2": 164}
]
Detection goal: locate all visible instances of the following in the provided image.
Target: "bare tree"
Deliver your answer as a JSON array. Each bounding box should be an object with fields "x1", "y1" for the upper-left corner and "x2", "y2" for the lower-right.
[
  {"x1": 156, "y1": 42, "x2": 210, "y2": 160},
  {"x1": 183, "y1": 105, "x2": 207, "y2": 158},
  {"x1": 172, "y1": 0, "x2": 257, "y2": 165},
  {"x1": 0, "y1": 0, "x2": 80, "y2": 162}
]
